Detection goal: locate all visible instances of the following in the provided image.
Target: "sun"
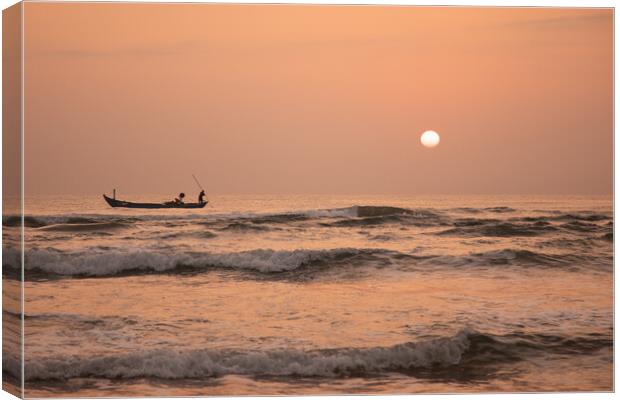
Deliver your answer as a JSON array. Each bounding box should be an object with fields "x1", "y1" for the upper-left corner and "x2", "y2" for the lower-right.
[{"x1": 420, "y1": 130, "x2": 440, "y2": 148}]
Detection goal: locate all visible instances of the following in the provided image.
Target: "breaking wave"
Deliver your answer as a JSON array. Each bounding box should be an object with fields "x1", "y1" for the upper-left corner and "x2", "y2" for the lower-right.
[
  {"x1": 10, "y1": 328, "x2": 611, "y2": 382},
  {"x1": 5, "y1": 247, "x2": 401, "y2": 278},
  {"x1": 13, "y1": 329, "x2": 474, "y2": 381},
  {"x1": 3, "y1": 246, "x2": 609, "y2": 280}
]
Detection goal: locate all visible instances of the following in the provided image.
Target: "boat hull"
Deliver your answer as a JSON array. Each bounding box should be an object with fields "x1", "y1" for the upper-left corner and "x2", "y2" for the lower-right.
[{"x1": 103, "y1": 195, "x2": 207, "y2": 209}]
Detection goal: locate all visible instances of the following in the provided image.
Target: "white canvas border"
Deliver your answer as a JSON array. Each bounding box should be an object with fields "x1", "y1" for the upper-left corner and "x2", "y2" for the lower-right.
[{"x1": 0, "y1": 0, "x2": 615, "y2": 399}]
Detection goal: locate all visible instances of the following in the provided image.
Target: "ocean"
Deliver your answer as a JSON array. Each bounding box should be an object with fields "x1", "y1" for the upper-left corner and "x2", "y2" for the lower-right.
[{"x1": 2, "y1": 194, "x2": 613, "y2": 396}]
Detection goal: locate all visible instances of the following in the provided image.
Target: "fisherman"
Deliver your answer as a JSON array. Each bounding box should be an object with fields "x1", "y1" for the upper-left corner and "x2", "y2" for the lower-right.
[
  {"x1": 174, "y1": 192, "x2": 186, "y2": 204},
  {"x1": 198, "y1": 190, "x2": 206, "y2": 204}
]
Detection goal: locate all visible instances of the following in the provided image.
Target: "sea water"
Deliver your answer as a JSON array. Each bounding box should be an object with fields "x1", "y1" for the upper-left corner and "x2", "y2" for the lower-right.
[{"x1": 2, "y1": 194, "x2": 613, "y2": 396}]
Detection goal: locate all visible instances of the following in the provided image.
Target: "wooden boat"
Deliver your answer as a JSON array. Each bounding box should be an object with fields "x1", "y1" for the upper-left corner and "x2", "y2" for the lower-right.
[{"x1": 103, "y1": 194, "x2": 207, "y2": 209}]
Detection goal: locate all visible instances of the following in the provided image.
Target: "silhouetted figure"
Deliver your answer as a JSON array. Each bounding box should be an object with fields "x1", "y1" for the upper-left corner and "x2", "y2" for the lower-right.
[
  {"x1": 198, "y1": 190, "x2": 206, "y2": 204},
  {"x1": 174, "y1": 192, "x2": 186, "y2": 204}
]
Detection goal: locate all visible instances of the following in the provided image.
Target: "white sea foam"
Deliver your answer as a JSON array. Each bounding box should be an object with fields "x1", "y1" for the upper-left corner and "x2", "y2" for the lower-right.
[{"x1": 17, "y1": 329, "x2": 474, "y2": 381}]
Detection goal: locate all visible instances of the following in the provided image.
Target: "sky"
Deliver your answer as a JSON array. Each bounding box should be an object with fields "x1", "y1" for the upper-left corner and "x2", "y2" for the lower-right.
[{"x1": 23, "y1": 3, "x2": 612, "y2": 195}]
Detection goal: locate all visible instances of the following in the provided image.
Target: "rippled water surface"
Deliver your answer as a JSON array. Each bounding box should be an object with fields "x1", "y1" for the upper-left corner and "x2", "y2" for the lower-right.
[{"x1": 2, "y1": 194, "x2": 613, "y2": 396}]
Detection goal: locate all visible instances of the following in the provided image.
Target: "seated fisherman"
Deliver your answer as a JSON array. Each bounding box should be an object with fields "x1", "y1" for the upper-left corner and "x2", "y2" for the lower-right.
[{"x1": 174, "y1": 192, "x2": 186, "y2": 204}]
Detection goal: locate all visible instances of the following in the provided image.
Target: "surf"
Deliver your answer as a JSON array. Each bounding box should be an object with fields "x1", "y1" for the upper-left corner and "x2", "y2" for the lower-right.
[{"x1": 11, "y1": 328, "x2": 611, "y2": 382}]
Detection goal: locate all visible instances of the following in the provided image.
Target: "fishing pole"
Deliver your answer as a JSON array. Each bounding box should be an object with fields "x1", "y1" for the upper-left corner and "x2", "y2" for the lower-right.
[
  {"x1": 192, "y1": 174, "x2": 208, "y2": 201},
  {"x1": 192, "y1": 174, "x2": 204, "y2": 191}
]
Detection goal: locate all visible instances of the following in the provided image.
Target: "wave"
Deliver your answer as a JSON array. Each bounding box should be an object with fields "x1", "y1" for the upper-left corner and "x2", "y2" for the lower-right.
[
  {"x1": 4, "y1": 207, "x2": 449, "y2": 237},
  {"x1": 326, "y1": 216, "x2": 445, "y2": 228},
  {"x1": 2, "y1": 207, "x2": 354, "y2": 228},
  {"x1": 215, "y1": 206, "x2": 442, "y2": 229},
  {"x1": 4, "y1": 245, "x2": 609, "y2": 280},
  {"x1": 3, "y1": 215, "x2": 134, "y2": 228},
  {"x1": 442, "y1": 212, "x2": 609, "y2": 238},
  {"x1": 217, "y1": 222, "x2": 274, "y2": 232},
  {"x1": 552, "y1": 213, "x2": 611, "y2": 222},
  {"x1": 413, "y1": 248, "x2": 605, "y2": 270},
  {"x1": 448, "y1": 207, "x2": 516, "y2": 214},
  {"x1": 484, "y1": 207, "x2": 516, "y2": 213},
  {"x1": 14, "y1": 329, "x2": 473, "y2": 381},
  {"x1": 558, "y1": 221, "x2": 608, "y2": 233},
  {"x1": 4, "y1": 207, "x2": 611, "y2": 236},
  {"x1": 354, "y1": 206, "x2": 413, "y2": 218},
  {"x1": 452, "y1": 218, "x2": 502, "y2": 227},
  {"x1": 323, "y1": 207, "x2": 445, "y2": 228},
  {"x1": 5, "y1": 247, "x2": 402, "y2": 278},
  {"x1": 36, "y1": 222, "x2": 129, "y2": 232},
  {"x1": 3, "y1": 216, "x2": 48, "y2": 228},
  {"x1": 436, "y1": 221, "x2": 558, "y2": 237},
  {"x1": 466, "y1": 249, "x2": 588, "y2": 267},
  {"x1": 10, "y1": 328, "x2": 611, "y2": 382},
  {"x1": 2, "y1": 206, "x2": 431, "y2": 226}
]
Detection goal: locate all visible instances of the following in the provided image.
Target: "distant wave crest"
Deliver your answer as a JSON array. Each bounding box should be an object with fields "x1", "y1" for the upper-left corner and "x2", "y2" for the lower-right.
[{"x1": 3, "y1": 206, "x2": 611, "y2": 234}]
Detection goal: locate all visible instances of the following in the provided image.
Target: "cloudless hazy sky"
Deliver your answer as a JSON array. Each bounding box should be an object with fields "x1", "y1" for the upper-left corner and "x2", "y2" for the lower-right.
[{"x1": 23, "y1": 4, "x2": 612, "y2": 195}]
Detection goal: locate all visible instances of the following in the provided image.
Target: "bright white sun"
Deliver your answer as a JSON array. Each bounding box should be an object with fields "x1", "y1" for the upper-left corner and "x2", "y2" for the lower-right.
[{"x1": 420, "y1": 130, "x2": 440, "y2": 148}]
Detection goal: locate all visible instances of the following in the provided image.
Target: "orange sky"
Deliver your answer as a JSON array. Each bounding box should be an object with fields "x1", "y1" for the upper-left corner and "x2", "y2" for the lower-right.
[{"x1": 23, "y1": 3, "x2": 612, "y2": 195}]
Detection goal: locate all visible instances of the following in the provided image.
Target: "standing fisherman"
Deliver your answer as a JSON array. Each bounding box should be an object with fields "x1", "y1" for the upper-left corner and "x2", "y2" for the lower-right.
[{"x1": 193, "y1": 175, "x2": 207, "y2": 205}]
